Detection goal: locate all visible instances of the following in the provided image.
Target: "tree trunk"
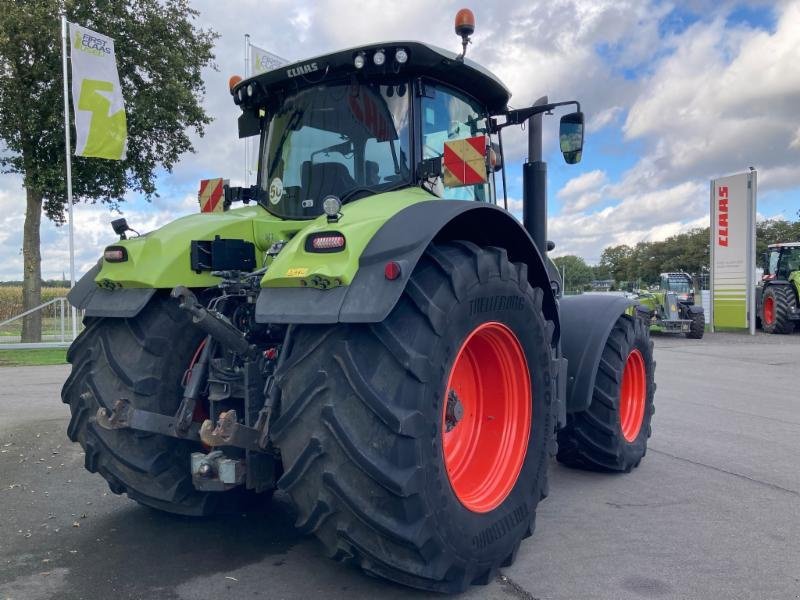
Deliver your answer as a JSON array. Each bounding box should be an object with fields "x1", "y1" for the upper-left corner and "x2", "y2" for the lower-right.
[{"x1": 21, "y1": 187, "x2": 43, "y2": 343}]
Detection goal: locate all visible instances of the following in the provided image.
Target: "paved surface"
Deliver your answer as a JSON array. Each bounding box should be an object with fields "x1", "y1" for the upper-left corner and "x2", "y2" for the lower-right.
[{"x1": 1, "y1": 332, "x2": 799, "y2": 600}]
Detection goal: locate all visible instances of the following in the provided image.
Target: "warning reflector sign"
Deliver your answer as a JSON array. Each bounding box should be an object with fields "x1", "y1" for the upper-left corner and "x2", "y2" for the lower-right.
[
  {"x1": 442, "y1": 136, "x2": 488, "y2": 188},
  {"x1": 198, "y1": 178, "x2": 225, "y2": 213}
]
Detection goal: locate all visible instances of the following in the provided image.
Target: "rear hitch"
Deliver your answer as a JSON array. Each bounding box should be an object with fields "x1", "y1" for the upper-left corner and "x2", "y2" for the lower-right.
[
  {"x1": 95, "y1": 397, "x2": 201, "y2": 441},
  {"x1": 199, "y1": 409, "x2": 262, "y2": 450}
]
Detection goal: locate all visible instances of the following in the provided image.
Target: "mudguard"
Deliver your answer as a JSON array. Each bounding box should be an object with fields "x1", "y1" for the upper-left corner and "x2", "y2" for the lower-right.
[
  {"x1": 559, "y1": 294, "x2": 634, "y2": 413},
  {"x1": 67, "y1": 263, "x2": 156, "y2": 317},
  {"x1": 255, "y1": 201, "x2": 559, "y2": 333}
]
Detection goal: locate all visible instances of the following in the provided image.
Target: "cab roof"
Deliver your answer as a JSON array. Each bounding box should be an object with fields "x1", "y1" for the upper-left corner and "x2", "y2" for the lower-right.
[
  {"x1": 768, "y1": 242, "x2": 800, "y2": 248},
  {"x1": 232, "y1": 41, "x2": 512, "y2": 115}
]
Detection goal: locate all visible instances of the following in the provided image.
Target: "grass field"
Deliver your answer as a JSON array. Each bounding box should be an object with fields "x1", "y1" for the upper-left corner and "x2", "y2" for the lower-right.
[{"x1": 0, "y1": 348, "x2": 68, "y2": 367}]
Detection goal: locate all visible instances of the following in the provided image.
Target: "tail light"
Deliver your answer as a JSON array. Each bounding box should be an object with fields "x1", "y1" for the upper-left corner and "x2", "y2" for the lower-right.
[
  {"x1": 103, "y1": 246, "x2": 128, "y2": 262},
  {"x1": 305, "y1": 232, "x2": 346, "y2": 253}
]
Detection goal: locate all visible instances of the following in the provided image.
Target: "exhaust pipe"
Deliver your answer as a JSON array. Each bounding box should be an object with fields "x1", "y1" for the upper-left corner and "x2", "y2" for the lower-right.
[{"x1": 523, "y1": 95, "x2": 548, "y2": 255}]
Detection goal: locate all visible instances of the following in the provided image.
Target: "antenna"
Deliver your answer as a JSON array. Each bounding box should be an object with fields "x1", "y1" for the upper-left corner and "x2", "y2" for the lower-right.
[{"x1": 454, "y1": 8, "x2": 475, "y2": 61}]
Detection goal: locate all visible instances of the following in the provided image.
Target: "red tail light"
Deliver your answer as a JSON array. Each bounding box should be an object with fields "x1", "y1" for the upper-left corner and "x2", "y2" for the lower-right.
[{"x1": 384, "y1": 261, "x2": 402, "y2": 280}]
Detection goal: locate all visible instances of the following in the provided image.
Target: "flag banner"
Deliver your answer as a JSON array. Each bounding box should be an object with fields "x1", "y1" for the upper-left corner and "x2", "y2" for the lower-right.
[
  {"x1": 250, "y1": 44, "x2": 289, "y2": 75},
  {"x1": 69, "y1": 23, "x2": 127, "y2": 160}
]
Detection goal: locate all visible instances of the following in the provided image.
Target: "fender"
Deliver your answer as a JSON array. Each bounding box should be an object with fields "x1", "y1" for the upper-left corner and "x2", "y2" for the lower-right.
[
  {"x1": 256, "y1": 201, "x2": 559, "y2": 333},
  {"x1": 559, "y1": 294, "x2": 634, "y2": 413},
  {"x1": 67, "y1": 262, "x2": 157, "y2": 317}
]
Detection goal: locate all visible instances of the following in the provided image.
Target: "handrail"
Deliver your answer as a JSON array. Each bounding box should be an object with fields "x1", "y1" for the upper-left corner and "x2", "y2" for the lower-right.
[{"x1": 0, "y1": 297, "x2": 66, "y2": 328}]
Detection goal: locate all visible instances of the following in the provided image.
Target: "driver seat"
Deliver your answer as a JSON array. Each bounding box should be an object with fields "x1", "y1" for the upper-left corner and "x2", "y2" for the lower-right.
[{"x1": 301, "y1": 161, "x2": 355, "y2": 201}]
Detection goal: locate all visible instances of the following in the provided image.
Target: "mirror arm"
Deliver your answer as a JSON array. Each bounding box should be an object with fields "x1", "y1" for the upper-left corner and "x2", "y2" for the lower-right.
[{"x1": 493, "y1": 100, "x2": 581, "y2": 131}]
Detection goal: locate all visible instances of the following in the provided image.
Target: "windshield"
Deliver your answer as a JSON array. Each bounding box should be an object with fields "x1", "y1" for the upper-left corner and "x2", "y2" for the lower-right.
[
  {"x1": 775, "y1": 247, "x2": 800, "y2": 277},
  {"x1": 258, "y1": 81, "x2": 412, "y2": 219},
  {"x1": 662, "y1": 275, "x2": 691, "y2": 293}
]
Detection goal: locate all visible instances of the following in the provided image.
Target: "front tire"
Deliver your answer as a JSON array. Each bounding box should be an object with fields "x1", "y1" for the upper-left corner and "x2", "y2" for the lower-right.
[
  {"x1": 557, "y1": 314, "x2": 655, "y2": 472},
  {"x1": 271, "y1": 242, "x2": 556, "y2": 593},
  {"x1": 762, "y1": 286, "x2": 796, "y2": 334},
  {"x1": 685, "y1": 312, "x2": 705, "y2": 339}
]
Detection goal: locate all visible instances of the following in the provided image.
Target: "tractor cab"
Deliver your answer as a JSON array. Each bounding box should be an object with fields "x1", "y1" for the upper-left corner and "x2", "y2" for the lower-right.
[
  {"x1": 659, "y1": 272, "x2": 694, "y2": 304},
  {"x1": 764, "y1": 243, "x2": 800, "y2": 280},
  {"x1": 228, "y1": 40, "x2": 584, "y2": 226}
]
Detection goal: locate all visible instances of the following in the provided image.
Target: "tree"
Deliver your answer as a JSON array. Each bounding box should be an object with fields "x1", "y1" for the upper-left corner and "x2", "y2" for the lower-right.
[
  {"x1": 552, "y1": 254, "x2": 593, "y2": 292},
  {"x1": 0, "y1": 0, "x2": 216, "y2": 341},
  {"x1": 756, "y1": 218, "x2": 800, "y2": 262},
  {"x1": 599, "y1": 244, "x2": 634, "y2": 284}
]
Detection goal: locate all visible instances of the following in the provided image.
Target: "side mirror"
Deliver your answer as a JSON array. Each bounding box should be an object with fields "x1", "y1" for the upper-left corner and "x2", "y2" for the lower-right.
[{"x1": 559, "y1": 111, "x2": 584, "y2": 164}]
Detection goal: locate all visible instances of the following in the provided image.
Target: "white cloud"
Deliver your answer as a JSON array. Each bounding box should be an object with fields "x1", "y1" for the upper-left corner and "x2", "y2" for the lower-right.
[
  {"x1": 2, "y1": 0, "x2": 798, "y2": 280},
  {"x1": 623, "y1": 3, "x2": 800, "y2": 190}
]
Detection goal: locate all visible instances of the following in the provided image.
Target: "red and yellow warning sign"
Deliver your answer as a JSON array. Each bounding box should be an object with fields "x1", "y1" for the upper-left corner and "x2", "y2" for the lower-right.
[
  {"x1": 198, "y1": 178, "x2": 225, "y2": 213},
  {"x1": 442, "y1": 135, "x2": 489, "y2": 188}
]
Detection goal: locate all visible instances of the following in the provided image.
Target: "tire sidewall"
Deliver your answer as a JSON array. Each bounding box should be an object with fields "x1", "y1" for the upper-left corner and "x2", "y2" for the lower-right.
[{"x1": 420, "y1": 275, "x2": 553, "y2": 562}]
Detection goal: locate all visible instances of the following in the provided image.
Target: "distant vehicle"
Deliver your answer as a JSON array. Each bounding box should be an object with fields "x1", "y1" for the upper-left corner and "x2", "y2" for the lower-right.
[
  {"x1": 755, "y1": 242, "x2": 800, "y2": 334},
  {"x1": 635, "y1": 272, "x2": 704, "y2": 339}
]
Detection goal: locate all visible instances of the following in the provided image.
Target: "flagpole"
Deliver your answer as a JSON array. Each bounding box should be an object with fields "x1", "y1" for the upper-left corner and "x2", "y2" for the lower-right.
[
  {"x1": 61, "y1": 14, "x2": 77, "y2": 341},
  {"x1": 244, "y1": 33, "x2": 250, "y2": 186}
]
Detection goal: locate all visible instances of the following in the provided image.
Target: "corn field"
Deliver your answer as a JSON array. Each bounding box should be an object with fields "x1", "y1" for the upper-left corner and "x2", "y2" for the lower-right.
[{"x1": 0, "y1": 287, "x2": 70, "y2": 322}]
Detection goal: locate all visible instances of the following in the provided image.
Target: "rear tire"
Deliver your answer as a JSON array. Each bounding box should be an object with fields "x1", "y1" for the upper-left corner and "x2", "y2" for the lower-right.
[
  {"x1": 272, "y1": 242, "x2": 557, "y2": 593},
  {"x1": 762, "y1": 286, "x2": 796, "y2": 334},
  {"x1": 685, "y1": 312, "x2": 704, "y2": 339},
  {"x1": 557, "y1": 314, "x2": 655, "y2": 472},
  {"x1": 61, "y1": 293, "x2": 247, "y2": 516}
]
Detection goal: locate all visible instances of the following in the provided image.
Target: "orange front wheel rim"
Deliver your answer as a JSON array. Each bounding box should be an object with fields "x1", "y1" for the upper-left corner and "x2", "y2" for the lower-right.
[
  {"x1": 442, "y1": 322, "x2": 531, "y2": 513},
  {"x1": 619, "y1": 349, "x2": 646, "y2": 442}
]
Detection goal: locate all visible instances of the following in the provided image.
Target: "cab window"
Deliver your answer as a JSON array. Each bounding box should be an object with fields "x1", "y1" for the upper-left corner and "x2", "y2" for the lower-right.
[{"x1": 421, "y1": 83, "x2": 491, "y2": 202}]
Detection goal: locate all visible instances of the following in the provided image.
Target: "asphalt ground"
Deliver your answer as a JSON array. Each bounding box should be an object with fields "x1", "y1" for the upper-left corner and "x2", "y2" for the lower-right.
[{"x1": 1, "y1": 332, "x2": 799, "y2": 600}]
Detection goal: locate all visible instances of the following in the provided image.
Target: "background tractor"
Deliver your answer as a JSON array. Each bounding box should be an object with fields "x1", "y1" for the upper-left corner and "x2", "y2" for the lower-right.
[
  {"x1": 755, "y1": 242, "x2": 800, "y2": 334},
  {"x1": 62, "y1": 10, "x2": 656, "y2": 593},
  {"x1": 635, "y1": 272, "x2": 704, "y2": 339}
]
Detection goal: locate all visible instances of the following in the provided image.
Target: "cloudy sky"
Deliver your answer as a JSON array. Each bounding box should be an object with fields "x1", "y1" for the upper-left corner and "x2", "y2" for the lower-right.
[{"x1": 1, "y1": 0, "x2": 799, "y2": 281}]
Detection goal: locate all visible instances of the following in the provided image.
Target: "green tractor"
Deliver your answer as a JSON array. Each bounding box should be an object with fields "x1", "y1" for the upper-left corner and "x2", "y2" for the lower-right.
[
  {"x1": 755, "y1": 242, "x2": 800, "y2": 334},
  {"x1": 62, "y1": 11, "x2": 656, "y2": 593},
  {"x1": 635, "y1": 272, "x2": 704, "y2": 339}
]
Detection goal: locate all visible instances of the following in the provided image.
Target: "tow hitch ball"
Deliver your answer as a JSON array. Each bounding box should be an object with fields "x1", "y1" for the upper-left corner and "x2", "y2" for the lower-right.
[{"x1": 191, "y1": 450, "x2": 245, "y2": 491}]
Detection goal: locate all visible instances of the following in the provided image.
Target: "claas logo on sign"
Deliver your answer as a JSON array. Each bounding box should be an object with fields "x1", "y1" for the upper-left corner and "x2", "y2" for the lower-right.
[
  {"x1": 442, "y1": 135, "x2": 489, "y2": 188},
  {"x1": 718, "y1": 185, "x2": 728, "y2": 247}
]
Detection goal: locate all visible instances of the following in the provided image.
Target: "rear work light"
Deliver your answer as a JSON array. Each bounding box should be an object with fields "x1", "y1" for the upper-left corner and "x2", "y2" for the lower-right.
[
  {"x1": 305, "y1": 232, "x2": 346, "y2": 253},
  {"x1": 103, "y1": 246, "x2": 128, "y2": 262}
]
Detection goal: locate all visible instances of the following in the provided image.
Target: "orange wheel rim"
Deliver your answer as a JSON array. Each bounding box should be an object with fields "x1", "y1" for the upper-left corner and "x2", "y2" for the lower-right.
[
  {"x1": 764, "y1": 296, "x2": 775, "y2": 324},
  {"x1": 442, "y1": 322, "x2": 531, "y2": 513},
  {"x1": 620, "y1": 349, "x2": 646, "y2": 442}
]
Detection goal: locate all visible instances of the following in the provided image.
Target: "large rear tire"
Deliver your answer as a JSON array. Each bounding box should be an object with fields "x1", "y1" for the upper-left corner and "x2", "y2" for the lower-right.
[
  {"x1": 557, "y1": 314, "x2": 655, "y2": 472},
  {"x1": 61, "y1": 293, "x2": 247, "y2": 516},
  {"x1": 271, "y1": 242, "x2": 556, "y2": 593},
  {"x1": 761, "y1": 285, "x2": 796, "y2": 334}
]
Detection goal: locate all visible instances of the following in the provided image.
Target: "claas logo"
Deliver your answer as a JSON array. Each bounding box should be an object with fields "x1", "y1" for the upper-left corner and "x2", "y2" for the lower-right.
[{"x1": 718, "y1": 186, "x2": 729, "y2": 247}]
